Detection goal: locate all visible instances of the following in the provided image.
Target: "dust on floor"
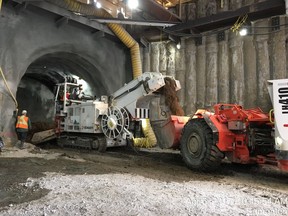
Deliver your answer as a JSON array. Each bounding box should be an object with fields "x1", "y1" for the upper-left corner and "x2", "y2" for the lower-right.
[{"x1": 0, "y1": 144, "x2": 287, "y2": 216}]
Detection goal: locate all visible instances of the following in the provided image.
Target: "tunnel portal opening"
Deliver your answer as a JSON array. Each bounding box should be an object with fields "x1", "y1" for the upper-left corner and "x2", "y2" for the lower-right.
[{"x1": 16, "y1": 52, "x2": 104, "y2": 141}]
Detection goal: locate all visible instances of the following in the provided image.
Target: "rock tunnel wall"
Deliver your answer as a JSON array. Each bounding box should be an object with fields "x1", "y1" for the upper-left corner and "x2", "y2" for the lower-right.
[
  {"x1": 143, "y1": 16, "x2": 288, "y2": 115},
  {"x1": 145, "y1": 0, "x2": 287, "y2": 115},
  {"x1": 0, "y1": 6, "x2": 131, "y2": 142}
]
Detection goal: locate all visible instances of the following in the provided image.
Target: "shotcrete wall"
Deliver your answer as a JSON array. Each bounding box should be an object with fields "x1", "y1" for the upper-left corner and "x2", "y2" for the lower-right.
[
  {"x1": 143, "y1": 2, "x2": 288, "y2": 115},
  {"x1": 0, "y1": 6, "x2": 131, "y2": 143}
]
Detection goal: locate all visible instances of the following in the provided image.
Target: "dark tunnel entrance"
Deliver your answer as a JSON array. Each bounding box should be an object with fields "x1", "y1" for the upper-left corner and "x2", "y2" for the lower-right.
[{"x1": 16, "y1": 52, "x2": 105, "y2": 140}]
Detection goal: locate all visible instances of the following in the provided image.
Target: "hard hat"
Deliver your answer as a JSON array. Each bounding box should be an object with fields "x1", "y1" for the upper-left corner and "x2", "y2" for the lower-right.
[{"x1": 22, "y1": 110, "x2": 27, "y2": 115}]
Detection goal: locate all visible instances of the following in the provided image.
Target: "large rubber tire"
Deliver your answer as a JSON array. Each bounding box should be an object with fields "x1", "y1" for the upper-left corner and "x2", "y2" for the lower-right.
[{"x1": 180, "y1": 118, "x2": 223, "y2": 171}]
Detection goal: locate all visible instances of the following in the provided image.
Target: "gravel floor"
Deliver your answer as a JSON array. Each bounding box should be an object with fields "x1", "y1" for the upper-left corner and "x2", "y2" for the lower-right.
[{"x1": 0, "y1": 145, "x2": 288, "y2": 216}]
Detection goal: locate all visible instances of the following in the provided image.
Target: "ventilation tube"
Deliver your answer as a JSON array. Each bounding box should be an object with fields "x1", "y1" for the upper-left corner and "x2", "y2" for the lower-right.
[
  {"x1": 46, "y1": 0, "x2": 142, "y2": 78},
  {"x1": 46, "y1": 0, "x2": 156, "y2": 147}
]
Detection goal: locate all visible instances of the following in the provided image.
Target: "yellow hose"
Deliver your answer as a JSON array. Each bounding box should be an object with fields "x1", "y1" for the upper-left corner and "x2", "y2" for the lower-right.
[
  {"x1": 269, "y1": 109, "x2": 274, "y2": 124},
  {"x1": 46, "y1": 0, "x2": 142, "y2": 78},
  {"x1": 46, "y1": 0, "x2": 155, "y2": 148},
  {"x1": 133, "y1": 119, "x2": 157, "y2": 148},
  {"x1": 130, "y1": 44, "x2": 142, "y2": 78},
  {"x1": 0, "y1": 0, "x2": 2, "y2": 10},
  {"x1": 0, "y1": 67, "x2": 18, "y2": 109}
]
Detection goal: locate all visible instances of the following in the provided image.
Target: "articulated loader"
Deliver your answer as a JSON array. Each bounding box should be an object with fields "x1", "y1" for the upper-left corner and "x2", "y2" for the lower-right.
[{"x1": 154, "y1": 79, "x2": 288, "y2": 172}]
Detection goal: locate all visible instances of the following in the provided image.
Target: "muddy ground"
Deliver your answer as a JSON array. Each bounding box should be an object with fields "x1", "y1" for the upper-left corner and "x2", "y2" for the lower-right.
[{"x1": 0, "y1": 143, "x2": 288, "y2": 215}]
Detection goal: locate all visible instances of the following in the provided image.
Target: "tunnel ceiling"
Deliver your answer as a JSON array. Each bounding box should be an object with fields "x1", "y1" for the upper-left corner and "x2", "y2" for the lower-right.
[
  {"x1": 24, "y1": 52, "x2": 102, "y2": 93},
  {"x1": 7, "y1": 0, "x2": 286, "y2": 44}
]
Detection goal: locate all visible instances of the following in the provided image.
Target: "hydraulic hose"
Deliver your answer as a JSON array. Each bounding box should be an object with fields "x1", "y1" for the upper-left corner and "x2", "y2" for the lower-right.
[{"x1": 45, "y1": 0, "x2": 155, "y2": 147}]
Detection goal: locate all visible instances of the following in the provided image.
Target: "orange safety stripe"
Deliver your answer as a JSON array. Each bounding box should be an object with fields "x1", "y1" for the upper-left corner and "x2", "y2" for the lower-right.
[{"x1": 16, "y1": 116, "x2": 29, "y2": 129}]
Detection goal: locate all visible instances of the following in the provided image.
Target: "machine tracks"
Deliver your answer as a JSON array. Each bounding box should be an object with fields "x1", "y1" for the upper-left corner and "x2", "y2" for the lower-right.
[{"x1": 57, "y1": 135, "x2": 107, "y2": 152}]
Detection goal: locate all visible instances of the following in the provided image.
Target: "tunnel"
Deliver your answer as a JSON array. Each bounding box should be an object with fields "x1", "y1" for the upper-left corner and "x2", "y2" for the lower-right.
[
  {"x1": 15, "y1": 52, "x2": 115, "y2": 139},
  {"x1": 0, "y1": 3, "x2": 133, "y2": 144}
]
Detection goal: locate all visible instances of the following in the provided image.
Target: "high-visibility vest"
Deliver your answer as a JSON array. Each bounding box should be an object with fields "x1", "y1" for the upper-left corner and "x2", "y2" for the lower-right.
[{"x1": 16, "y1": 115, "x2": 29, "y2": 129}]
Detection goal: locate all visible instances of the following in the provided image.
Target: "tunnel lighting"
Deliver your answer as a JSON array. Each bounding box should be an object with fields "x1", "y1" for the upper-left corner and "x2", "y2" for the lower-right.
[
  {"x1": 93, "y1": 0, "x2": 101, "y2": 8},
  {"x1": 96, "y1": 2, "x2": 101, "y2": 8},
  {"x1": 239, "y1": 28, "x2": 248, "y2": 36},
  {"x1": 127, "y1": 0, "x2": 139, "y2": 9},
  {"x1": 176, "y1": 42, "x2": 181, "y2": 50}
]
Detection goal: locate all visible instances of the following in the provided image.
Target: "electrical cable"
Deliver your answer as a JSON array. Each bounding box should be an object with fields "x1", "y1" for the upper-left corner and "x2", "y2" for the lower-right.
[{"x1": 0, "y1": 67, "x2": 18, "y2": 109}]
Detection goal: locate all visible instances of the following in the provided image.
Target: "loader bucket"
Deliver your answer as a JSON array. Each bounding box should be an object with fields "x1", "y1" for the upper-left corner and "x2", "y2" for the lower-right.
[
  {"x1": 148, "y1": 94, "x2": 189, "y2": 149},
  {"x1": 31, "y1": 129, "x2": 57, "y2": 144},
  {"x1": 150, "y1": 115, "x2": 189, "y2": 149}
]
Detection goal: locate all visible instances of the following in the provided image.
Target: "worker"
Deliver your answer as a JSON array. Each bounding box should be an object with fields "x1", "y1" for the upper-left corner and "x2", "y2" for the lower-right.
[
  {"x1": 0, "y1": 137, "x2": 4, "y2": 153},
  {"x1": 15, "y1": 110, "x2": 32, "y2": 149},
  {"x1": 71, "y1": 84, "x2": 84, "y2": 100},
  {"x1": 71, "y1": 84, "x2": 93, "y2": 101},
  {"x1": 65, "y1": 91, "x2": 71, "y2": 100},
  {"x1": 60, "y1": 89, "x2": 71, "y2": 106},
  {"x1": 60, "y1": 91, "x2": 70, "y2": 101}
]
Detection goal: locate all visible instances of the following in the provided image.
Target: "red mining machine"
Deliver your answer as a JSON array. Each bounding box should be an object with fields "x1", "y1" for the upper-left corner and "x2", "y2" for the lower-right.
[{"x1": 154, "y1": 79, "x2": 288, "y2": 172}]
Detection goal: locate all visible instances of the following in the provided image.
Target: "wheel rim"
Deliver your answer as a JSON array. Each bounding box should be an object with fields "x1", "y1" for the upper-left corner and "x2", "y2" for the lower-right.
[
  {"x1": 187, "y1": 132, "x2": 203, "y2": 157},
  {"x1": 101, "y1": 106, "x2": 130, "y2": 139}
]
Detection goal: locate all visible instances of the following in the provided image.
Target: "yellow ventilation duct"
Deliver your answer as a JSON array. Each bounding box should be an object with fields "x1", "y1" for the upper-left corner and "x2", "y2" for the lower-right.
[
  {"x1": 106, "y1": 23, "x2": 142, "y2": 78},
  {"x1": 46, "y1": 0, "x2": 142, "y2": 79},
  {"x1": 46, "y1": 0, "x2": 156, "y2": 147},
  {"x1": 133, "y1": 119, "x2": 157, "y2": 148}
]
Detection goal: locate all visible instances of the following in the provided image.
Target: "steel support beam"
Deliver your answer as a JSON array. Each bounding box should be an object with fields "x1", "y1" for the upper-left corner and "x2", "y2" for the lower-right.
[
  {"x1": 138, "y1": 0, "x2": 181, "y2": 23},
  {"x1": 90, "y1": 17, "x2": 179, "y2": 27},
  {"x1": 11, "y1": 0, "x2": 113, "y2": 35},
  {"x1": 167, "y1": 0, "x2": 285, "y2": 32},
  {"x1": 140, "y1": 37, "x2": 149, "y2": 48},
  {"x1": 92, "y1": 30, "x2": 105, "y2": 39},
  {"x1": 14, "y1": 2, "x2": 27, "y2": 14},
  {"x1": 55, "y1": 16, "x2": 69, "y2": 28}
]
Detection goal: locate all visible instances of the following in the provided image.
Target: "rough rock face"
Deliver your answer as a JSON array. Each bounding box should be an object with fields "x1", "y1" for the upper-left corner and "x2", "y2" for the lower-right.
[{"x1": 144, "y1": 14, "x2": 287, "y2": 115}]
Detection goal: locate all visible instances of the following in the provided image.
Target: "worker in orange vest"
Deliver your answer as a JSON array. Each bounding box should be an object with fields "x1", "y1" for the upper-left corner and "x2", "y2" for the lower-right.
[
  {"x1": 0, "y1": 137, "x2": 4, "y2": 153},
  {"x1": 15, "y1": 110, "x2": 31, "y2": 149}
]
